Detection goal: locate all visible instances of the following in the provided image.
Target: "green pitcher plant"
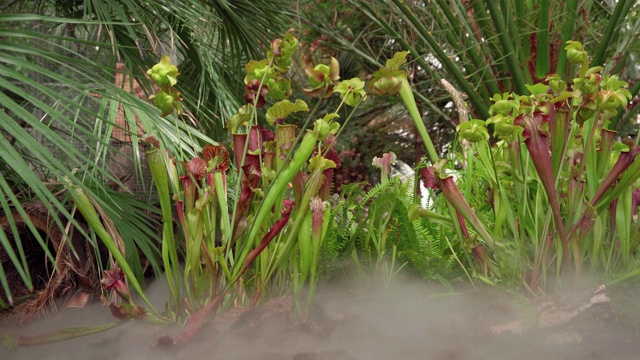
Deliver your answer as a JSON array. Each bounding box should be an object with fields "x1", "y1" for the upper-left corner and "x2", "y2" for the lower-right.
[
  {"x1": 48, "y1": 33, "x2": 369, "y2": 349},
  {"x1": 375, "y1": 44, "x2": 638, "y2": 291},
  {"x1": 129, "y1": 31, "x2": 368, "y2": 329}
]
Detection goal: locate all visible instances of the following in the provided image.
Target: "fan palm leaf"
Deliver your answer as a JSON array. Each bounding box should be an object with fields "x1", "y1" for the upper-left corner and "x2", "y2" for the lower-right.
[{"x1": 0, "y1": 0, "x2": 290, "y2": 309}]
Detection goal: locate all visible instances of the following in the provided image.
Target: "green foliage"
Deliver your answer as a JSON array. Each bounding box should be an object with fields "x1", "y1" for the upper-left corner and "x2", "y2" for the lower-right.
[
  {"x1": 126, "y1": 32, "x2": 376, "y2": 324},
  {"x1": 358, "y1": 37, "x2": 640, "y2": 292},
  {"x1": 305, "y1": 0, "x2": 640, "y2": 160},
  {"x1": 445, "y1": 42, "x2": 640, "y2": 290},
  {"x1": 323, "y1": 172, "x2": 462, "y2": 286},
  {"x1": 0, "y1": 0, "x2": 292, "y2": 309}
]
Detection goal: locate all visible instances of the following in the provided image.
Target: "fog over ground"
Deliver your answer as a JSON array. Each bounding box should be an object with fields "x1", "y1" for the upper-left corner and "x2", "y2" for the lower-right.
[{"x1": 1, "y1": 275, "x2": 638, "y2": 360}]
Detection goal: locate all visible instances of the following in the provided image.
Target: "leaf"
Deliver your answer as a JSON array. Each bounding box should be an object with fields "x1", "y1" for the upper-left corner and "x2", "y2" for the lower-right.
[
  {"x1": 265, "y1": 99, "x2": 309, "y2": 125},
  {"x1": 526, "y1": 83, "x2": 549, "y2": 96},
  {"x1": 334, "y1": 78, "x2": 366, "y2": 107},
  {"x1": 386, "y1": 51, "x2": 410, "y2": 70},
  {"x1": 4, "y1": 322, "x2": 122, "y2": 349},
  {"x1": 226, "y1": 104, "x2": 254, "y2": 133}
]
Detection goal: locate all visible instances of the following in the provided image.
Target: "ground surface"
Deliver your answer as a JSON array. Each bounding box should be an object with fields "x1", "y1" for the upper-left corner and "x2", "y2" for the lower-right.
[{"x1": 1, "y1": 278, "x2": 638, "y2": 360}]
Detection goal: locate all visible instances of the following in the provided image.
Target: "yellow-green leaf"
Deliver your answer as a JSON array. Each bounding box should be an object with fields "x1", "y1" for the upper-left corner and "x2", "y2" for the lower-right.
[
  {"x1": 386, "y1": 51, "x2": 410, "y2": 70},
  {"x1": 266, "y1": 99, "x2": 309, "y2": 125}
]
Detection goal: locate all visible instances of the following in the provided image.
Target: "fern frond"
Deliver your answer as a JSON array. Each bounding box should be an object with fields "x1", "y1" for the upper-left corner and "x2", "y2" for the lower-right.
[{"x1": 360, "y1": 180, "x2": 393, "y2": 205}]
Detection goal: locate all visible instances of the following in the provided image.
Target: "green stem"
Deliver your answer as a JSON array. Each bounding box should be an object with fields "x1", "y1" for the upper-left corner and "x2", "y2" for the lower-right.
[
  {"x1": 213, "y1": 171, "x2": 230, "y2": 244},
  {"x1": 398, "y1": 73, "x2": 495, "y2": 249},
  {"x1": 231, "y1": 130, "x2": 319, "y2": 280},
  {"x1": 591, "y1": 0, "x2": 632, "y2": 67},
  {"x1": 433, "y1": 0, "x2": 500, "y2": 97},
  {"x1": 267, "y1": 164, "x2": 327, "y2": 275},
  {"x1": 296, "y1": 211, "x2": 313, "y2": 297},
  {"x1": 556, "y1": 0, "x2": 579, "y2": 79},
  {"x1": 485, "y1": 0, "x2": 528, "y2": 94},
  {"x1": 535, "y1": 0, "x2": 550, "y2": 78},
  {"x1": 398, "y1": 77, "x2": 439, "y2": 162},
  {"x1": 391, "y1": 0, "x2": 491, "y2": 118},
  {"x1": 146, "y1": 146, "x2": 180, "y2": 316},
  {"x1": 66, "y1": 180, "x2": 155, "y2": 312},
  {"x1": 306, "y1": 204, "x2": 330, "y2": 312}
]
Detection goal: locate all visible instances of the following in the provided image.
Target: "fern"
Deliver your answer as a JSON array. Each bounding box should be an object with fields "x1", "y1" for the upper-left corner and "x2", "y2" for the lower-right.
[
  {"x1": 320, "y1": 182, "x2": 365, "y2": 278},
  {"x1": 320, "y1": 171, "x2": 466, "y2": 283},
  {"x1": 360, "y1": 180, "x2": 395, "y2": 206}
]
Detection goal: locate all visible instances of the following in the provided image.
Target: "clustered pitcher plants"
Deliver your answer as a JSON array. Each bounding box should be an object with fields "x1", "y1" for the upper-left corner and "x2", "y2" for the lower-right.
[
  {"x1": 5, "y1": 35, "x2": 638, "y2": 349},
  {"x1": 143, "y1": 31, "x2": 369, "y2": 325},
  {"x1": 385, "y1": 43, "x2": 638, "y2": 291},
  {"x1": 107, "y1": 31, "x2": 366, "y2": 337},
  {"x1": 3, "y1": 32, "x2": 369, "y2": 348}
]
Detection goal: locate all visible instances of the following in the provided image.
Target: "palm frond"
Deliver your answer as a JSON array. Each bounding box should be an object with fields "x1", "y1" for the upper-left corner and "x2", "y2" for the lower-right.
[{"x1": 0, "y1": 5, "x2": 218, "y2": 307}]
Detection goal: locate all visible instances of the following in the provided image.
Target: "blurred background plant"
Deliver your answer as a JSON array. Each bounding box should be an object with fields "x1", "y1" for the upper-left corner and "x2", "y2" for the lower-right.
[{"x1": 300, "y1": 0, "x2": 640, "y2": 165}]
